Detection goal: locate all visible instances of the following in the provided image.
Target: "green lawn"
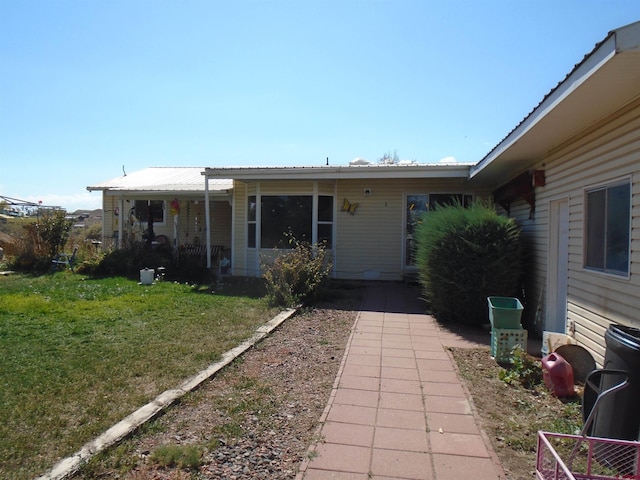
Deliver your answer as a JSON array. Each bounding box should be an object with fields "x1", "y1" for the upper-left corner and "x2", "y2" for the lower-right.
[{"x1": 0, "y1": 273, "x2": 276, "y2": 480}]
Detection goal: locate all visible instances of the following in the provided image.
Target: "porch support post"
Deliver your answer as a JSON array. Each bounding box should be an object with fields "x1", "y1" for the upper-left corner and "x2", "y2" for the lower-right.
[
  {"x1": 117, "y1": 197, "x2": 124, "y2": 250},
  {"x1": 204, "y1": 176, "x2": 212, "y2": 269}
]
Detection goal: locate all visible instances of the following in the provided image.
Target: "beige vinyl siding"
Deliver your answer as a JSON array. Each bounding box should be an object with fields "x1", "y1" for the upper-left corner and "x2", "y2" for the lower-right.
[
  {"x1": 211, "y1": 201, "x2": 232, "y2": 250},
  {"x1": 232, "y1": 182, "x2": 250, "y2": 276},
  {"x1": 180, "y1": 200, "x2": 204, "y2": 244},
  {"x1": 103, "y1": 196, "x2": 117, "y2": 247},
  {"x1": 229, "y1": 177, "x2": 472, "y2": 281},
  {"x1": 335, "y1": 177, "x2": 471, "y2": 281},
  {"x1": 504, "y1": 198, "x2": 548, "y2": 331},
  {"x1": 257, "y1": 181, "x2": 316, "y2": 195},
  {"x1": 507, "y1": 98, "x2": 640, "y2": 366},
  {"x1": 335, "y1": 178, "x2": 403, "y2": 280}
]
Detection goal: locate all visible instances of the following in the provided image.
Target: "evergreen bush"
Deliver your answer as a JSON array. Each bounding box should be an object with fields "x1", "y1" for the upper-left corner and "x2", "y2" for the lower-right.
[{"x1": 414, "y1": 201, "x2": 522, "y2": 326}]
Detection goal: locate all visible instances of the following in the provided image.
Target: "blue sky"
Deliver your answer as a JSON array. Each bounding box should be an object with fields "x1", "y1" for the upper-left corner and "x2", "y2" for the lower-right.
[{"x1": 1, "y1": 1, "x2": 638, "y2": 211}]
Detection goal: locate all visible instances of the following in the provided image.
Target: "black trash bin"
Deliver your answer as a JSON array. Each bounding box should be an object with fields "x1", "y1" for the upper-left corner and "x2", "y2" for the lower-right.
[{"x1": 590, "y1": 324, "x2": 640, "y2": 441}]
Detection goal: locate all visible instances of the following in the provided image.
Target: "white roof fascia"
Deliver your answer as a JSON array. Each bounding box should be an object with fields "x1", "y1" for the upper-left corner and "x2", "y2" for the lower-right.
[
  {"x1": 100, "y1": 188, "x2": 230, "y2": 197},
  {"x1": 616, "y1": 21, "x2": 640, "y2": 52},
  {"x1": 469, "y1": 33, "x2": 618, "y2": 180},
  {"x1": 203, "y1": 164, "x2": 472, "y2": 181}
]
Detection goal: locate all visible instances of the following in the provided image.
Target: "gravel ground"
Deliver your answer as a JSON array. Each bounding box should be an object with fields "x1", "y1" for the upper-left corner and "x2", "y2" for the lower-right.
[{"x1": 79, "y1": 287, "x2": 364, "y2": 479}]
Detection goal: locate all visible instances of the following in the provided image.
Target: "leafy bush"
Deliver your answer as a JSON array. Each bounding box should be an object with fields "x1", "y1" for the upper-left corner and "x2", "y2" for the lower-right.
[
  {"x1": 414, "y1": 201, "x2": 522, "y2": 326},
  {"x1": 90, "y1": 242, "x2": 216, "y2": 282},
  {"x1": 93, "y1": 243, "x2": 176, "y2": 279},
  {"x1": 73, "y1": 241, "x2": 107, "y2": 275},
  {"x1": 9, "y1": 210, "x2": 72, "y2": 273},
  {"x1": 261, "y1": 236, "x2": 332, "y2": 307},
  {"x1": 498, "y1": 345, "x2": 543, "y2": 388}
]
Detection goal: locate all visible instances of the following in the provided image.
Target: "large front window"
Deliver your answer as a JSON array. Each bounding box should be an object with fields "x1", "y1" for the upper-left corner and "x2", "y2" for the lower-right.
[
  {"x1": 585, "y1": 181, "x2": 630, "y2": 276},
  {"x1": 262, "y1": 195, "x2": 312, "y2": 248},
  {"x1": 248, "y1": 195, "x2": 333, "y2": 249}
]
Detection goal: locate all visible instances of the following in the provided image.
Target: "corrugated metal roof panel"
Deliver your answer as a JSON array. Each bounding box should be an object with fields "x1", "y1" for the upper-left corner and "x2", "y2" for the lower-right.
[{"x1": 87, "y1": 167, "x2": 232, "y2": 192}]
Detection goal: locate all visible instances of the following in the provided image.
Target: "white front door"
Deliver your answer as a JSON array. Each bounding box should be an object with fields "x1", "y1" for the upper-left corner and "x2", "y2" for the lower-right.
[{"x1": 547, "y1": 198, "x2": 569, "y2": 333}]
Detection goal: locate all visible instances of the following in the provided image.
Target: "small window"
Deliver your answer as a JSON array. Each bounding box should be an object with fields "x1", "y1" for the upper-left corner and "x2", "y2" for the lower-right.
[
  {"x1": 318, "y1": 195, "x2": 333, "y2": 248},
  {"x1": 585, "y1": 181, "x2": 630, "y2": 275},
  {"x1": 248, "y1": 196, "x2": 257, "y2": 248},
  {"x1": 134, "y1": 200, "x2": 165, "y2": 224}
]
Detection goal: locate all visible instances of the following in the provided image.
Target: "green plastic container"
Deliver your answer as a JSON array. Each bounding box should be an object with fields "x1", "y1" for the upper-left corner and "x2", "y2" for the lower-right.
[{"x1": 487, "y1": 296, "x2": 523, "y2": 329}]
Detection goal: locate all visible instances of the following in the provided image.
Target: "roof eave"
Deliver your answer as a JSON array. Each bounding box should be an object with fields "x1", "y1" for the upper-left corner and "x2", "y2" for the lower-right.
[
  {"x1": 203, "y1": 165, "x2": 472, "y2": 181},
  {"x1": 468, "y1": 21, "x2": 640, "y2": 186},
  {"x1": 94, "y1": 188, "x2": 230, "y2": 196}
]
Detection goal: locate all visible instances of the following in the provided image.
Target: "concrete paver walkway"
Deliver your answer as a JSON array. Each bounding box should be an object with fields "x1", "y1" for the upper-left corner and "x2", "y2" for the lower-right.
[{"x1": 297, "y1": 283, "x2": 505, "y2": 479}]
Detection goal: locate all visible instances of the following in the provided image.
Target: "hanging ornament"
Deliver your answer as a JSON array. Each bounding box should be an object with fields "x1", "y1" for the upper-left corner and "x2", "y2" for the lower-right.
[{"x1": 170, "y1": 198, "x2": 180, "y2": 216}]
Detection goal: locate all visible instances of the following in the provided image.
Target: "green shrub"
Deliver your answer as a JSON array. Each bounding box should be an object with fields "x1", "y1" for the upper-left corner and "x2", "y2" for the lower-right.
[
  {"x1": 261, "y1": 236, "x2": 332, "y2": 307},
  {"x1": 74, "y1": 241, "x2": 107, "y2": 275},
  {"x1": 498, "y1": 345, "x2": 543, "y2": 388},
  {"x1": 9, "y1": 210, "x2": 72, "y2": 273},
  {"x1": 93, "y1": 243, "x2": 175, "y2": 279},
  {"x1": 414, "y1": 201, "x2": 522, "y2": 326}
]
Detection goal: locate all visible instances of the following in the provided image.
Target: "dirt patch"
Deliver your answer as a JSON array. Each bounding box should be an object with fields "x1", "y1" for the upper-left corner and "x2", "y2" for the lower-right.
[
  {"x1": 78, "y1": 286, "x2": 364, "y2": 479},
  {"x1": 450, "y1": 347, "x2": 582, "y2": 480},
  {"x1": 76, "y1": 285, "x2": 583, "y2": 480}
]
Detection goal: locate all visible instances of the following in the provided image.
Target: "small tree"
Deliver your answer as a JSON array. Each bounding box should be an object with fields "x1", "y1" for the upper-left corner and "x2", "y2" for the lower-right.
[
  {"x1": 37, "y1": 210, "x2": 73, "y2": 258},
  {"x1": 11, "y1": 209, "x2": 73, "y2": 272},
  {"x1": 414, "y1": 201, "x2": 522, "y2": 326},
  {"x1": 261, "y1": 236, "x2": 332, "y2": 307}
]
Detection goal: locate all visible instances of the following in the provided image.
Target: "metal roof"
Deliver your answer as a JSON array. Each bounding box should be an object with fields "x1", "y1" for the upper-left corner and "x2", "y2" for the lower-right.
[
  {"x1": 86, "y1": 167, "x2": 232, "y2": 195},
  {"x1": 203, "y1": 163, "x2": 472, "y2": 181},
  {"x1": 468, "y1": 20, "x2": 640, "y2": 186}
]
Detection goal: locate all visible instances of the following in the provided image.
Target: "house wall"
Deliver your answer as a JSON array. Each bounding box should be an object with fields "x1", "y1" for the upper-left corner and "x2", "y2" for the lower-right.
[
  {"x1": 232, "y1": 182, "x2": 249, "y2": 276},
  {"x1": 102, "y1": 196, "x2": 117, "y2": 247},
  {"x1": 507, "y1": 97, "x2": 640, "y2": 366},
  {"x1": 100, "y1": 195, "x2": 231, "y2": 251},
  {"x1": 335, "y1": 178, "x2": 468, "y2": 280},
  {"x1": 230, "y1": 177, "x2": 473, "y2": 280}
]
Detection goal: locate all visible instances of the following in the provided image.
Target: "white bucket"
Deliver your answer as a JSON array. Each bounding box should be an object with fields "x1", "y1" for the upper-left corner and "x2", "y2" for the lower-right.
[{"x1": 140, "y1": 268, "x2": 154, "y2": 285}]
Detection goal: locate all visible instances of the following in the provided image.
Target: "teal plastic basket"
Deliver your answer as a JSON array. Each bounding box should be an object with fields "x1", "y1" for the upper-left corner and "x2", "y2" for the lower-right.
[{"x1": 487, "y1": 296, "x2": 523, "y2": 329}]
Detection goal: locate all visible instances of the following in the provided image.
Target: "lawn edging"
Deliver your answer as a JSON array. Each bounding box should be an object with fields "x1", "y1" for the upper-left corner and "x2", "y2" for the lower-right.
[{"x1": 37, "y1": 307, "x2": 298, "y2": 480}]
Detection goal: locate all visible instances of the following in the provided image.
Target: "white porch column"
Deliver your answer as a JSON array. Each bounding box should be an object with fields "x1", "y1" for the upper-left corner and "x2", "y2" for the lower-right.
[
  {"x1": 117, "y1": 198, "x2": 124, "y2": 250},
  {"x1": 204, "y1": 176, "x2": 212, "y2": 269}
]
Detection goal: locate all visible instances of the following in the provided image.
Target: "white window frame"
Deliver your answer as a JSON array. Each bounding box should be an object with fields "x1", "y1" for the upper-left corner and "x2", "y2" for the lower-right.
[
  {"x1": 583, "y1": 177, "x2": 631, "y2": 278},
  {"x1": 247, "y1": 189, "x2": 334, "y2": 250}
]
